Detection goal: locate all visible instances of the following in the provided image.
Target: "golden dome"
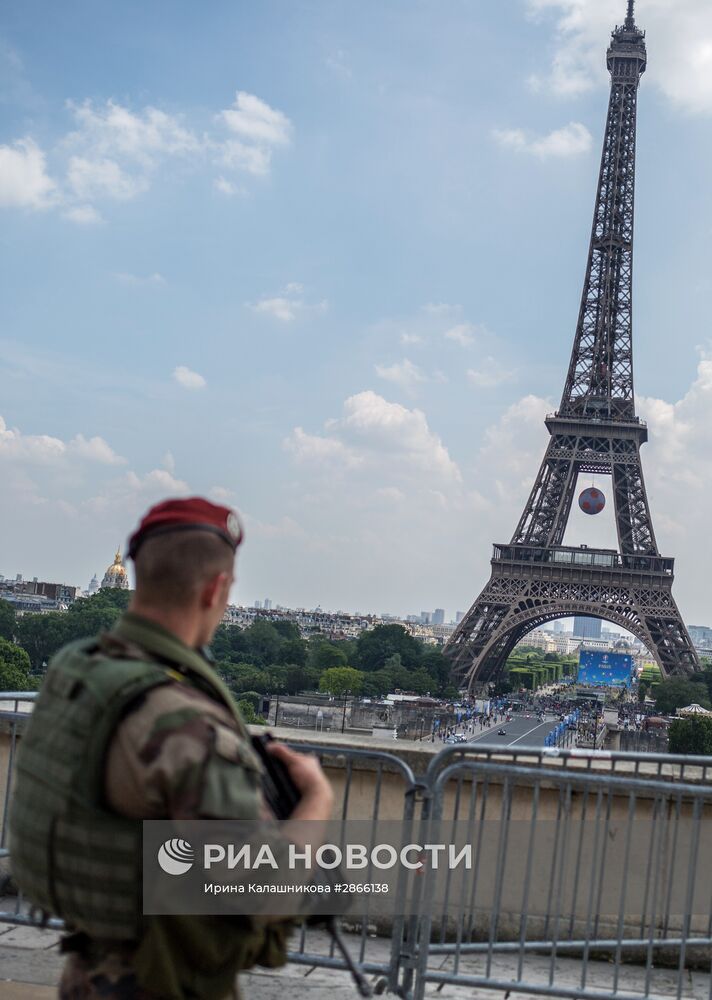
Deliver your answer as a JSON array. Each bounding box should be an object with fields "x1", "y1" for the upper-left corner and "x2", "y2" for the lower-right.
[{"x1": 102, "y1": 548, "x2": 130, "y2": 590}]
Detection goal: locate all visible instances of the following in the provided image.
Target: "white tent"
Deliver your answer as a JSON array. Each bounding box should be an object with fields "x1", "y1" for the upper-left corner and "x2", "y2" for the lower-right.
[{"x1": 677, "y1": 703, "x2": 712, "y2": 717}]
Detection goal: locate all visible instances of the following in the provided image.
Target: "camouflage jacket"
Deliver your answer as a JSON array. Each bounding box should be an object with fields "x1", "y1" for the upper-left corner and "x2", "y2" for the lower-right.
[{"x1": 59, "y1": 612, "x2": 283, "y2": 1000}]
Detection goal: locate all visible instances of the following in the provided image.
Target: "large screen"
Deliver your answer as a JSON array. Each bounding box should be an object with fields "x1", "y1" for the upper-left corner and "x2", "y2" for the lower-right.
[{"x1": 577, "y1": 650, "x2": 633, "y2": 688}]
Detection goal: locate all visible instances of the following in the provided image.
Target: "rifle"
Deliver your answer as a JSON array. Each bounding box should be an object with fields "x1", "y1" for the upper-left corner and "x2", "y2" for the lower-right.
[{"x1": 251, "y1": 733, "x2": 373, "y2": 997}]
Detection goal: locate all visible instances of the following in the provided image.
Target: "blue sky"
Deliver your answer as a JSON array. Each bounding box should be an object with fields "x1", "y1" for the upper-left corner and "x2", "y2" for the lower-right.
[{"x1": 2, "y1": 0, "x2": 712, "y2": 623}]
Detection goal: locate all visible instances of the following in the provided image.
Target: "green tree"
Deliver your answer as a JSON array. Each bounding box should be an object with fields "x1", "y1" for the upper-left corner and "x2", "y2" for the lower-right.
[
  {"x1": 654, "y1": 678, "x2": 711, "y2": 715},
  {"x1": 263, "y1": 664, "x2": 288, "y2": 693},
  {"x1": 355, "y1": 624, "x2": 422, "y2": 672},
  {"x1": 15, "y1": 613, "x2": 67, "y2": 670},
  {"x1": 244, "y1": 619, "x2": 282, "y2": 666},
  {"x1": 0, "y1": 599, "x2": 15, "y2": 641},
  {"x1": 276, "y1": 638, "x2": 308, "y2": 667},
  {"x1": 283, "y1": 664, "x2": 320, "y2": 694},
  {"x1": 360, "y1": 670, "x2": 393, "y2": 698},
  {"x1": 407, "y1": 668, "x2": 434, "y2": 696},
  {"x1": 238, "y1": 691, "x2": 262, "y2": 712},
  {"x1": 0, "y1": 637, "x2": 33, "y2": 689},
  {"x1": 492, "y1": 679, "x2": 513, "y2": 696},
  {"x1": 319, "y1": 667, "x2": 364, "y2": 697},
  {"x1": 237, "y1": 700, "x2": 267, "y2": 725},
  {"x1": 420, "y1": 649, "x2": 451, "y2": 695},
  {"x1": 211, "y1": 624, "x2": 253, "y2": 664},
  {"x1": 218, "y1": 662, "x2": 270, "y2": 694},
  {"x1": 309, "y1": 640, "x2": 348, "y2": 672},
  {"x1": 668, "y1": 717, "x2": 712, "y2": 755},
  {"x1": 270, "y1": 620, "x2": 301, "y2": 642}
]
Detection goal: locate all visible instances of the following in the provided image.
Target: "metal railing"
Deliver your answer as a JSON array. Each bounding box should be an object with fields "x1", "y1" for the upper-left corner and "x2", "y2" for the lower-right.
[
  {"x1": 491, "y1": 544, "x2": 675, "y2": 576},
  {"x1": 2, "y1": 696, "x2": 711, "y2": 999}
]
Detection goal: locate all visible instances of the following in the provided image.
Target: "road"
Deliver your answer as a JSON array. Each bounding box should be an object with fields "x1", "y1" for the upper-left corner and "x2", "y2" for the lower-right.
[{"x1": 462, "y1": 713, "x2": 560, "y2": 749}]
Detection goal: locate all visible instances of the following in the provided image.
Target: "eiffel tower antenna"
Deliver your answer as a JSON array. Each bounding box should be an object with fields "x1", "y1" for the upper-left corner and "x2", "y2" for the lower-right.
[
  {"x1": 445, "y1": 6, "x2": 699, "y2": 690},
  {"x1": 626, "y1": 0, "x2": 635, "y2": 29}
]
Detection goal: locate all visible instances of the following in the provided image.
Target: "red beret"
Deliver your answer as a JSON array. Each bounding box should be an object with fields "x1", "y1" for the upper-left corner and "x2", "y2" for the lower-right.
[{"x1": 127, "y1": 497, "x2": 244, "y2": 559}]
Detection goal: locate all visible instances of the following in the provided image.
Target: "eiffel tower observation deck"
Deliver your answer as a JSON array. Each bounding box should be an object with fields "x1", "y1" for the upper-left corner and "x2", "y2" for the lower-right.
[{"x1": 445, "y1": 0, "x2": 699, "y2": 690}]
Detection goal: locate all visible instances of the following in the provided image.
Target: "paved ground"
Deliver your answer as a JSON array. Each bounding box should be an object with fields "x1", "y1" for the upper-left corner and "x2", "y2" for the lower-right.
[
  {"x1": 2, "y1": 920, "x2": 709, "y2": 999},
  {"x1": 461, "y1": 713, "x2": 566, "y2": 750}
]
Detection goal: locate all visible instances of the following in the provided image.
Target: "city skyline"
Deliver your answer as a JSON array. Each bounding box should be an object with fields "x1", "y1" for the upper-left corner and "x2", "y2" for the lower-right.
[{"x1": 2, "y1": 1, "x2": 712, "y2": 621}]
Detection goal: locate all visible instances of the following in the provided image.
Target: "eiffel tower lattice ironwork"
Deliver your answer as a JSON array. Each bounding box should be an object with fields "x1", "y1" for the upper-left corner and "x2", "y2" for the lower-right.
[{"x1": 445, "y1": 1, "x2": 699, "y2": 690}]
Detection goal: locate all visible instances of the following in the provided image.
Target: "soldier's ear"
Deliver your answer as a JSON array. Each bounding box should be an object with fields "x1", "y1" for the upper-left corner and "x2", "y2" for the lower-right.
[{"x1": 201, "y1": 570, "x2": 231, "y2": 609}]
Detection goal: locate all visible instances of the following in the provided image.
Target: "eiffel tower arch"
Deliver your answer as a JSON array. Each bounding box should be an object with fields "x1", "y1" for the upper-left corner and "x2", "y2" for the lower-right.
[{"x1": 445, "y1": 1, "x2": 699, "y2": 691}]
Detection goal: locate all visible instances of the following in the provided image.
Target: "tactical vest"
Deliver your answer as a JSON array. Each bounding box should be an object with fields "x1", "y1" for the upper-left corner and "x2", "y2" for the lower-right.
[{"x1": 9, "y1": 633, "x2": 290, "y2": 1000}]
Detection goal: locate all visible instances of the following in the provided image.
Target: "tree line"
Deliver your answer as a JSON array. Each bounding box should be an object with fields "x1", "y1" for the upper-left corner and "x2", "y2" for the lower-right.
[{"x1": 0, "y1": 591, "x2": 457, "y2": 700}]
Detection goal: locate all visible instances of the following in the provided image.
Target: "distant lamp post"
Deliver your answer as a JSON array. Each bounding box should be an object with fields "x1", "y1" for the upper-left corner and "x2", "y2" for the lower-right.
[
  {"x1": 316, "y1": 709, "x2": 324, "y2": 733},
  {"x1": 341, "y1": 690, "x2": 350, "y2": 734}
]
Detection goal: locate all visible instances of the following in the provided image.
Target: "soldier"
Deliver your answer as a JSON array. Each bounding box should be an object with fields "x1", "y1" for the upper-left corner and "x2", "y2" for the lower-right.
[{"x1": 9, "y1": 497, "x2": 334, "y2": 999}]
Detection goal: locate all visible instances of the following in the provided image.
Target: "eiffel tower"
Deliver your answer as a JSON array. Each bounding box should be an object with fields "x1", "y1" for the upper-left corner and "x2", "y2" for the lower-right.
[{"x1": 446, "y1": 0, "x2": 699, "y2": 691}]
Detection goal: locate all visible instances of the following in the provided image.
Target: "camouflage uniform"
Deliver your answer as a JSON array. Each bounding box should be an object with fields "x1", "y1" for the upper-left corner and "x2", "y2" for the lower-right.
[{"x1": 48, "y1": 611, "x2": 281, "y2": 999}]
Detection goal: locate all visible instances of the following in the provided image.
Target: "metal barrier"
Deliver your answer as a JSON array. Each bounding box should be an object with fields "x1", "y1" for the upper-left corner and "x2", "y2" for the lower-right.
[
  {"x1": 411, "y1": 752, "x2": 712, "y2": 1000},
  {"x1": 2, "y1": 694, "x2": 712, "y2": 1000}
]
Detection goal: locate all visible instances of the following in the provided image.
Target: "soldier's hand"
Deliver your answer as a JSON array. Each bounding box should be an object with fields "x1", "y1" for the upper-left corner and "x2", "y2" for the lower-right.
[{"x1": 267, "y1": 742, "x2": 334, "y2": 821}]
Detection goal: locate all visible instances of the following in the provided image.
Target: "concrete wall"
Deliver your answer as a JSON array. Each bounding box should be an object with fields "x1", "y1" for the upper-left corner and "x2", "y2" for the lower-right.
[{"x1": 2, "y1": 716, "x2": 711, "y2": 946}]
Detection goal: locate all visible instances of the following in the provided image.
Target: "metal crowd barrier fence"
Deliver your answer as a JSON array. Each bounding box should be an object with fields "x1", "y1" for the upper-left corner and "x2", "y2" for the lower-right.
[
  {"x1": 411, "y1": 751, "x2": 712, "y2": 1000},
  {"x1": 2, "y1": 694, "x2": 712, "y2": 1000}
]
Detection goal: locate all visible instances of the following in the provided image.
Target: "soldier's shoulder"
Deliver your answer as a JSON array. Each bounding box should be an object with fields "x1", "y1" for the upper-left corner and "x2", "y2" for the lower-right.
[
  {"x1": 106, "y1": 679, "x2": 260, "y2": 818},
  {"x1": 116, "y1": 678, "x2": 243, "y2": 758}
]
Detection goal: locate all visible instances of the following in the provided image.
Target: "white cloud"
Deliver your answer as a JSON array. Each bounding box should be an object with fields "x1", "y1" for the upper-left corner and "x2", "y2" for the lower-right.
[
  {"x1": 214, "y1": 175, "x2": 240, "y2": 196},
  {"x1": 173, "y1": 365, "x2": 206, "y2": 390},
  {"x1": 285, "y1": 427, "x2": 360, "y2": 467},
  {"x1": 251, "y1": 296, "x2": 299, "y2": 322},
  {"x1": 66, "y1": 99, "x2": 200, "y2": 165},
  {"x1": 114, "y1": 271, "x2": 165, "y2": 286},
  {"x1": 376, "y1": 486, "x2": 404, "y2": 502},
  {"x1": 288, "y1": 390, "x2": 461, "y2": 485},
  {"x1": 209, "y1": 485, "x2": 235, "y2": 502},
  {"x1": 493, "y1": 122, "x2": 592, "y2": 159},
  {"x1": 0, "y1": 416, "x2": 124, "y2": 467},
  {"x1": 444, "y1": 323, "x2": 476, "y2": 347},
  {"x1": 400, "y1": 332, "x2": 424, "y2": 346},
  {"x1": 63, "y1": 204, "x2": 103, "y2": 224},
  {"x1": 375, "y1": 358, "x2": 427, "y2": 390},
  {"x1": 70, "y1": 434, "x2": 126, "y2": 465},
  {"x1": 215, "y1": 92, "x2": 292, "y2": 178},
  {"x1": 0, "y1": 138, "x2": 57, "y2": 209},
  {"x1": 526, "y1": 0, "x2": 712, "y2": 114},
  {"x1": 325, "y1": 50, "x2": 352, "y2": 79},
  {"x1": 219, "y1": 91, "x2": 291, "y2": 147},
  {"x1": 67, "y1": 155, "x2": 146, "y2": 201},
  {"x1": 218, "y1": 141, "x2": 272, "y2": 176},
  {"x1": 249, "y1": 285, "x2": 327, "y2": 323},
  {"x1": 0, "y1": 91, "x2": 293, "y2": 225},
  {"x1": 467, "y1": 357, "x2": 516, "y2": 388}
]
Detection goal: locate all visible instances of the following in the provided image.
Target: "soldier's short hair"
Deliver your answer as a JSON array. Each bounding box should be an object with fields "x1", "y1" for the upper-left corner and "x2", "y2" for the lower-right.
[{"x1": 133, "y1": 530, "x2": 235, "y2": 605}]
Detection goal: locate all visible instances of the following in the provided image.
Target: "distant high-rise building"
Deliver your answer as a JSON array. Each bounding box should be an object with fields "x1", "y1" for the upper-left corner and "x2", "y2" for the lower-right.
[
  {"x1": 420, "y1": 612, "x2": 431, "y2": 625},
  {"x1": 263, "y1": 598, "x2": 272, "y2": 610},
  {"x1": 455, "y1": 611, "x2": 465, "y2": 624},
  {"x1": 254, "y1": 600, "x2": 262, "y2": 609},
  {"x1": 573, "y1": 616, "x2": 602, "y2": 641},
  {"x1": 552, "y1": 619, "x2": 565, "y2": 634},
  {"x1": 432, "y1": 608, "x2": 445, "y2": 625},
  {"x1": 87, "y1": 574, "x2": 99, "y2": 595},
  {"x1": 688, "y1": 625, "x2": 712, "y2": 646}
]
